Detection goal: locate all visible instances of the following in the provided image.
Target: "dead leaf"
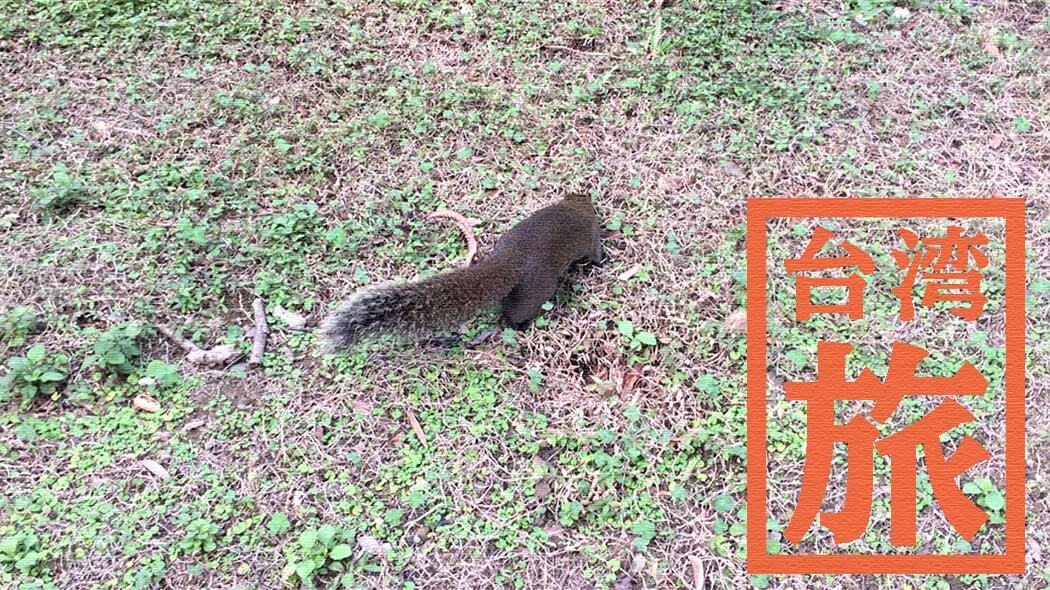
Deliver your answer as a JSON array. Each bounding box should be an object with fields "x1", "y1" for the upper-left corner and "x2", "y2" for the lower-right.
[
  {"x1": 181, "y1": 419, "x2": 206, "y2": 432},
  {"x1": 982, "y1": 39, "x2": 1002, "y2": 59},
  {"x1": 590, "y1": 365, "x2": 609, "y2": 382},
  {"x1": 724, "y1": 309, "x2": 747, "y2": 333},
  {"x1": 1028, "y1": 537, "x2": 1042, "y2": 563},
  {"x1": 723, "y1": 161, "x2": 744, "y2": 177},
  {"x1": 140, "y1": 459, "x2": 170, "y2": 479},
  {"x1": 535, "y1": 479, "x2": 552, "y2": 500},
  {"x1": 91, "y1": 120, "x2": 112, "y2": 138},
  {"x1": 621, "y1": 366, "x2": 643, "y2": 395},
  {"x1": 133, "y1": 394, "x2": 161, "y2": 413},
  {"x1": 542, "y1": 522, "x2": 565, "y2": 538},
  {"x1": 901, "y1": 15, "x2": 919, "y2": 35},
  {"x1": 613, "y1": 573, "x2": 635, "y2": 590},
  {"x1": 353, "y1": 399, "x2": 373, "y2": 415},
  {"x1": 280, "y1": 562, "x2": 297, "y2": 583},
  {"x1": 989, "y1": 133, "x2": 1004, "y2": 149},
  {"x1": 618, "y1": 263, "x2": 644, "y2": 282},
  {"x1": 657, "y1": 173, "x2": 689, "y2": 193},
  {"x1": 631, "y1": 553, "x2": 646, "y2": 573}
]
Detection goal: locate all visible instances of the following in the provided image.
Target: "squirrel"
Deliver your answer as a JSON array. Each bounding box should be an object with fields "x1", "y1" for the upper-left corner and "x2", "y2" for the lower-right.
[{"x1": 321, "y1": 192, "x2": 603, "y2": 349}]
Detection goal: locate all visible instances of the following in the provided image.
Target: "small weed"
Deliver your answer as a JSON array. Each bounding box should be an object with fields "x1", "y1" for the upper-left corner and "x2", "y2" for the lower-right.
[
  {"x1": 30, "y1": 163, "x2": 90, "y2": 220},
  {"x1": 178, "y1": 519, "x2": 221, "y2": 555},
  {"x1": 285, "y1": 525, "x2": 360, "y2": 589},
  {"x1": 963, "y1": 478, "x2": 1006, "y2": 525},
  {"x1": 139, "y1": 359, "x2": 181, "y2": 389},
  {"x1": 0, "y1": 306, "x2": 39, "y2": 348},
  {"x1": 614, "y1": 319, "x2": 658, "y2": 364},
  {"x1": 83, "y1": 323, "x2": 150, "y2": 378},
  {"x1": 1, "y1": 345, "x2": 69, "y2": 406},
  {"x1": 0, "y1": 530, "x2": 50, "y2": 580}
]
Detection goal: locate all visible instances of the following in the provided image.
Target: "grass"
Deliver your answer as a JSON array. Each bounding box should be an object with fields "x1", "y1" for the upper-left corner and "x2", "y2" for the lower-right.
[{"x1": 1, "y1": 0, "x2": 1049, "y2": 588}]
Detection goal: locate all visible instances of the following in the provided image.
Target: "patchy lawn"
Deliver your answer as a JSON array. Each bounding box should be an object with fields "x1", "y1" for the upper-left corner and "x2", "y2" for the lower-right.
[{"x1": 0, "y1": 0, "x2": 1048, "y2": 588}]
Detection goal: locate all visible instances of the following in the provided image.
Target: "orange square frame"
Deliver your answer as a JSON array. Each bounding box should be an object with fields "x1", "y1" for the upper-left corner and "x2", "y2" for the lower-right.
[{"x1": 746, "y1": 198, "x2": 1025, "y2": 574}]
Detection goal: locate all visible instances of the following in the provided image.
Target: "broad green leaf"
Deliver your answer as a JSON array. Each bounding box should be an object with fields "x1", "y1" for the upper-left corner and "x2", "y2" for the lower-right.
[
  {"x1": 329, "y1": 544, "x2": 352, "y2": 560},
  {"x1": 15, "y1": 422, "x2": 36, "y2": 443},
  {"x1": 317, "y1": 524, "x2": 336, "y2": 545},
  {"x1": 298, "y1": 530, "x2": 317, "y2": 551},
  {"x1": 104, "y1": 349, "x2": 126, "y2": 365},
  {"x1": 0, "y1": 536, "x2": 19, "y2": 555},
  {"x1": 984, "y1": 490, "x2": 1004, "y2": 511},
  {"x1": 295, "y1": 559, "x2": 315, "y2": 581},
  {"x1": 714, "y1": 494, "x2": 735, "y2": 513},
  {"x1": 616, "y1": 320, "x2": 634, "y2": 338},
  {"x1": 26, "y1": 345, "x2": 45, "y2": 363},
  {"x1": 695, "y1": 374, "x2": 720, "y2": 394},
  {"x1": 39, "y1": 371, "x2": 65, "y2": 382},
  {"x1": 267, "y1": 512, "x2": 290, "y2": 535},
  {"x1": 15, "y1": 550, "x2": 40, "y2": 570}
]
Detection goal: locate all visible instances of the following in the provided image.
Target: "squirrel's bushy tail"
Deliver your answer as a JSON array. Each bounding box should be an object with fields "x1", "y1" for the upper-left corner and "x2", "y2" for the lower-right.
[{"x1": 321, "y1": 257, "x2": 520, "y2": 349}]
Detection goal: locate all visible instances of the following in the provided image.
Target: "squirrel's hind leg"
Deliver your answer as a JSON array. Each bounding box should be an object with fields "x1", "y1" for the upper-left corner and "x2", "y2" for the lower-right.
[{"x1": 501, "y1": 277, "x2": 558, "y2": 331}]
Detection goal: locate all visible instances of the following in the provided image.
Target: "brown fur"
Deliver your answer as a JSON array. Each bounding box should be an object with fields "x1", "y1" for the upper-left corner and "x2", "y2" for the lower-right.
[{"x1": 321, "y1": 193, "x2": 601, "y2": 349}]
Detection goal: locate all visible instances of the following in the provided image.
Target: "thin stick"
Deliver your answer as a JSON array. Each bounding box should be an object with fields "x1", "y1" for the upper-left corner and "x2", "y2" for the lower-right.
[
  {"x1": 156, "y1": 322, "x2": 240, "y2": 366},
  {"x1": 3, "y1": 125, "x2": 46, "y2": 150},
  {"x1": 426, "y1": 210, "x2": 480, "y2": 267},
  {"x1": 544, "y1": 44, "x2": 617, "y2": 57},
  {"x1": 156, "y1": 323, "x2": 202, "y2": 353},
  {"x1": 406, "y1": 408, "x2": 428, "y2": 448},
  {"x1": 688, "y1": 556, "x2": 704, "y2": 589},
  {"x1": 248, "y1": 297, "x2": 268, "y2": 367}
]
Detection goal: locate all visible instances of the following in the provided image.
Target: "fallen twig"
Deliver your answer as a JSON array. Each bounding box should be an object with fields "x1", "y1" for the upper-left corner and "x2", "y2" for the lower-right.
[
  {"x1": 617, "y1": 263, "x2": 644, "y2": 282},
  {"x1": 156, "y1": 323, "x2": 201, "y2": 354},
  {"x1": 405, "y1": 407, "x2": 428, "y2": 448},
  {"x1": 688, "y1": 556, "x2": 704, "y2": 590},
  {"x1": 3, "y1": 124, "x2": 46, "y2": 151},
  {"x1": 156, "y1": 323, "x2": 239, "y2": 366},
  {"x1": 426, "y1": 210, "x2": 480, "y2": 267},
  {"x1": 248, "y1": 297, "x2": 269, "y2": 367},
  {"x1": 544, "y1": 44, "x2": 618, "y2": 58},
  {"x1": 181, "y1": 419, "x2": 206, "y2": 432}
]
